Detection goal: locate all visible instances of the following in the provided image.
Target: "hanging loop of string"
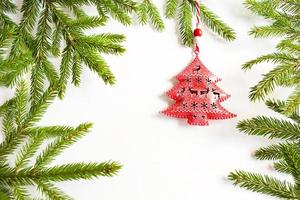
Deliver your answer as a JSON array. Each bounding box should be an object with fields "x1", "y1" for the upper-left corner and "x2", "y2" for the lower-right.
[
  {"x1": 194, "y1": 0, "x2": 201, "y2": 27},
  {"x1": 193, "y1": 1, "x2": 201, "y2": 55}
]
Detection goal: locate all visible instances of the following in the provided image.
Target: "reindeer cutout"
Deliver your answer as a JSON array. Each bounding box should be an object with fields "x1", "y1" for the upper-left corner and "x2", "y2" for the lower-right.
[
  {"x1": 211, "y1": 88, "x2": 220, "y2": 99},
  {"x1": 200, "y1": 87, "x2": 209, "y2": 97},
  {"x1": 188, "y1": 87, "x2": 199, "y2": 96}
]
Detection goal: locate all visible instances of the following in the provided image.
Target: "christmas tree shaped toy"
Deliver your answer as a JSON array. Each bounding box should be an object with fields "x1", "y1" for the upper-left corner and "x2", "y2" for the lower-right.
[{"x1": 162, "y1": 0, "x2": 236, "y2": 126}]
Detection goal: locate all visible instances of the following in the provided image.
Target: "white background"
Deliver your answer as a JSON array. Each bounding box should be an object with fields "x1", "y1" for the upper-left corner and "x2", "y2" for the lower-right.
[{"x1": 1, "y1": 0, "x2": 290, "y2": 199}]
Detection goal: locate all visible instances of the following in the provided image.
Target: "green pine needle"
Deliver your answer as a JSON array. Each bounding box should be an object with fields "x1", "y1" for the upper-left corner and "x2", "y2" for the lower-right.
[
  {"x1": 229, "y1": 170, "x2": 297, "y2": 199},
  {"x1": 254, "y1": 142, "x2": 295, "y2": 161},
  {"x1": 37, "y1": 181, "x2": 73, "y2": 200},
  {"x1": 249, "y1": 64, "x2": 295, "y2": 101},
  {"x1": 1, "y1": 0, "x2": 130, "y2": 97},
  {"x1": 237, "y1": 116, "x2": 300, "y2": 140},
  {"x1": 198, "y1": 3, "x2": 236, "y2": 41},
  {"x1": 231, "y1": 1, "x2": 300, "y2": 199},
  {"x1": 283, "y1": 86, "x2": 300, "y2": 116},
  {"x1": 0, "y1": 81, "x2": 121, "y2": 199},
  {"x1": 38, "y1": 161, "x2": 122, "y2": 181},
  {"x1": 242, "y1": 53, "x2": 297, "y2": 70},
  {"x1": 165, "y1": 0, "x2": 179, "y2": 18},
  {"x1": 93, "y1": 0, "x2": 134, "y2": 26},
  {"x1": 137, "y1": 0, "x2": 165, "y2": 31},
  {"x1": 137, "y1": 1, "x2": 148, "y2": 25},
  {"x1": 165, "y1": 0, "x2": 236, "y2": 46},
  {"x1": 58, "y1": 45, "x2": 74, "y2": 99},
  {"x1": 72, "y1": 51, "x2": 82, "y2": 87},
  {"x1": 146, "y1": 1, "x2": 165, "y2": 31},
  {"x1": 178, "y1": 0, "x2": 193, "y2": 46}
]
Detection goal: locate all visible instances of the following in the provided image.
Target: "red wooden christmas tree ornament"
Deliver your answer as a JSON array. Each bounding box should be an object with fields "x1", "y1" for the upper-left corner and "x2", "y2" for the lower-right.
[
  {"x1": 161, "y1": 0, "x2": 236, "y2": 126},
  {"x1": 161, "y1": 56, "x2": 236, "y2": 125}
]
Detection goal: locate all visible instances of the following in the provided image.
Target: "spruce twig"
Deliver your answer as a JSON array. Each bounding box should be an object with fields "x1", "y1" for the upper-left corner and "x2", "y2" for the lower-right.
[
  {"x1": 0, "y1": 81, "x2": 122, "y2": 200},
  {"x1": 165, "y1": 0, "x2": 236, "y2": 46},
  {"x1": 230, "y1": 1, "x2": 300, "y2": 199}
]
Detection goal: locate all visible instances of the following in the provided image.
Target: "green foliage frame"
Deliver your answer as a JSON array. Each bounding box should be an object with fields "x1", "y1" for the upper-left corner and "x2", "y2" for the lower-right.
[
  {"x1": 229, "y1": 1, "x2": 300, "y2": 199},
  {"x1": 0, "y1": 0, "x2": 235, "y2": 199}
]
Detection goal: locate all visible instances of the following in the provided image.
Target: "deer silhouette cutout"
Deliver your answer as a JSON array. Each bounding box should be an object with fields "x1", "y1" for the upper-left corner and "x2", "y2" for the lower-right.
[
  {"x1": 188, "y1": 87, "x2": 199, "y2": 96},
  {"x1": 211, "y1": 88, "x2": 221, "y2": 99},
  {"x1": 200, "y1": 88, "x2": 209, "y2": 96}
]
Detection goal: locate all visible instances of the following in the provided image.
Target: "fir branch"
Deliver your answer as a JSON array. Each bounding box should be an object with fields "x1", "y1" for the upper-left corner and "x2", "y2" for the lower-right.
[
  {"x1": 266, "y1": 99, "x2": 300, "y2": 124},
  {"x1": 11, "y1": 185, "x2": 30, "y2": 200},
  {"x1": 137, "y1": 0, "x2": 165, "y2": 31},
  {"x1": 51, "y1": 25, "x2": 62, "y2": 57},
  {"x1": 229, "y1": 171, "x2": 298, "y2": 199},
  {"x1": 146, "y1": 1, "x2": 165, "y2": 31},
  {"x1": 0, "y1": 80, "x2": 121, "y2": 199},
  {"x1": 0, "y1": 162, "x2": 121, "y2": 186},
  {"x1": 244, "y1": 0, "x2": 279, "y2": 19},
  {"x1": 75, "y1": 46, "x2": 116, "y2": 85},
  {"x1": 48, "y1": 3, "x2": 122, "y2": 88},
  {"x1": 137, "y1": 1, "x2": 148, "y2": 25},
  {"x1": 75, "y1": 34, "x2": 126, "y2": 55},
  {"x1": 196, "y1": 2, "x2": 236, "y2": 41},
  {"x1": 283, "y1": 86, "x2": 300, "y2": 116},
  {"x1": 276, "y1": 39, "x2": 300, "y2": 55},
  {"x1": 71, "y1": 51, "x2": 81, "y2": 86},
  {"x1": 18, "y1": 0, "x2": 41, "y2": 34},
  {"x1": 93, "y1": 0, "x2": 134, "y2": 25},
  {"x1": 242, "y1": 53, "x2": 297, "y2": 70},
  {"x1": 24, "y1": 87, "x2": 57, "y2": 128},
  {"x1": 271, "y1": 144, "x2": 300, "y2": 183},
  {"x1": 249, "y1": 24, "x2": 288, "y2": 38},
  {"x1": 37, "y1": 181, "x2": 72, "y2": 200},
  {"x1": 1, "y1": 101, "x2": 16, "y2": 143},
  {"x1": 42, "y1": 59, "x2": 59, "y2": 87},
  {"x1": 165, "y1": 0, "x2": 179, "y2": 18},
  {"x1": 58, "y1": 45, "x2": 74, "y2": 98},
  {"x1": 231, "y1": 2, "x2": 300, "y2": 199},
  {"x1": 2, "y1": 0, "x2": 131, "y2": 98},
  {"x1": 15, "y1": 135, "x2": 44, "y2": 171},
  {"x1": 30, "y1": 65, "x2": 46, "y2": 107},
  {"x1": 26, "y1": 126, "x2": 76, "y2": 138},
  {"x1": 254, "y1": 142, "x2": 295, "y2": 161},
  {"x1": 38, "y1": 161, "x2": 122, "y2": 181},
  {"x1": 0, "y1": 52, "x2": 33, "y2": 87},
  {"x1": 0, "y1": 0, "x2": 17, "y2": 13},
  {"x1": 249, "y1": 64, "x2": 296, "y2": 101},
  {"x1": 245, "y1": 0, "x2": 300, "y2": 40},
  {"x1": 279, "y1": 0, "x2": 300, "y2": 15},
  {"x1": 15, "y1": 80, "x2": 29, "y2": 127},
  {"x1": 237, "y1": 116, "x2": 300, "y2": 140},
  {"x1": 34, "y1": 123, "x2": 92, "y2": 169},
  {"x1": 165, "y1": 0, "x2": 236, "y2": 46},
  {"x1": 30, "y1": 4, "x2": 53, "y2": 105},
  {"x1": 68, "y1": 16, "x2": 107, "y2": 30},
  {"x1": 178, "y1": 0, "x2": 193, "y2": 46}
]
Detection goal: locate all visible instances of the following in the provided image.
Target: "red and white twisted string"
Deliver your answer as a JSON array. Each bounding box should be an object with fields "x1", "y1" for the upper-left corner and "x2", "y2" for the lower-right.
[{"x1": 193, "y1": 0, "x2": 202, "y2": 54}]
